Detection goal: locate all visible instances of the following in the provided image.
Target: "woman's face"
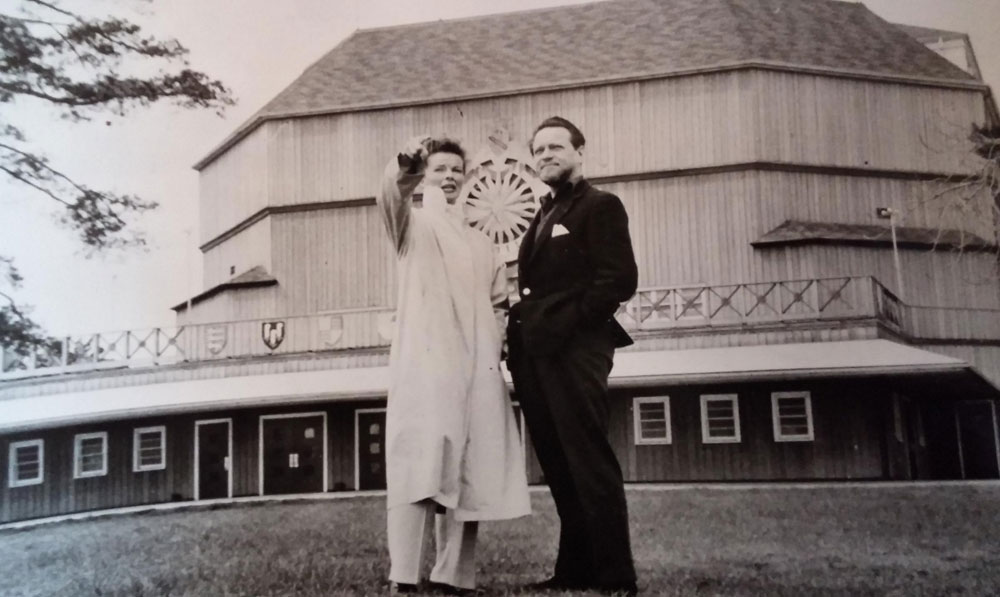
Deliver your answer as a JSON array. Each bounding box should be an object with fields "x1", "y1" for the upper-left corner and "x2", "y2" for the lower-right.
[{"x1": 424, "y1": 151, "x2": 465, "y2": 203}]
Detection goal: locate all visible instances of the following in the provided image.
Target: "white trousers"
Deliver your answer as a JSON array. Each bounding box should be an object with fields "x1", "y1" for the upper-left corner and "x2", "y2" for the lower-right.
[{"x1": 387, "y1": 501, "x2": 479, "y2": 589}]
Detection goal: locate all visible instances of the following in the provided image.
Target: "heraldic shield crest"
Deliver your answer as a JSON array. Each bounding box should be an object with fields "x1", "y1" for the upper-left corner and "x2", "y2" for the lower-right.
[
  {"x1": 261, "y1": 321, "x2": 285, "y2": 350},
  {"x1": 206, "y1": 325, "x2": 228, "y2": 355}
]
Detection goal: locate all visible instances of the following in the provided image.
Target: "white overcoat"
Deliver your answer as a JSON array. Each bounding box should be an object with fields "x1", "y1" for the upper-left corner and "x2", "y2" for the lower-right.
[{"x1": 377, "y1": 159, "x2": 531, "y2": 521}]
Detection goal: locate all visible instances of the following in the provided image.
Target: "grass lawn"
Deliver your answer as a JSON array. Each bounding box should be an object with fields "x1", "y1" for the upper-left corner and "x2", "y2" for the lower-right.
[{"x1": 2, "y1": 484, "x2": 999, "y2": 596}]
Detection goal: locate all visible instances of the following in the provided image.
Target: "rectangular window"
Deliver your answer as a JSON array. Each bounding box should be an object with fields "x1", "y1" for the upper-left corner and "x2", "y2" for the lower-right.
[
  {"x1": 772, "y1": 392, "x2": 814, "y2": 442},
  {"x1": 74, "y1": 432, "x2": 108, "y2": 478},
  {"x1": 8, "y1": 440, "x2": 44, "y2": 487},
  {"x1": 633, "y1": 397, "x2": 671, "y2": 444},
  {"x1": 133, "y1": 426, "x2": 166, "y2": 472},
  {"x1": 700, "y1": 394, "x2": 741, "y2": 443}
]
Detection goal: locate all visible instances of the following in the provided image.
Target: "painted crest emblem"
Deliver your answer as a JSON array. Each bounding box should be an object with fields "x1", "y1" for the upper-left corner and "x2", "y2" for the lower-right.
[
  {"x1": 206, "y1": 325, "x2": 228, "y2": 355},
  {"x1": 317, "y1": 315, "x2": 343, "y2": 348},
  {"x1": 261, "y1": 321, "x2": 285, "y2": 350},
  {"x1": 377, "y1": 311, "x2": 397, "y2": 342}
]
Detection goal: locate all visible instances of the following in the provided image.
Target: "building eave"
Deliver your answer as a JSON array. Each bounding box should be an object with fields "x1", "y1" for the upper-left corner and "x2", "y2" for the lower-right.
[{"x1": 4, "y1": 340, "x2": 994, "y2": 434}]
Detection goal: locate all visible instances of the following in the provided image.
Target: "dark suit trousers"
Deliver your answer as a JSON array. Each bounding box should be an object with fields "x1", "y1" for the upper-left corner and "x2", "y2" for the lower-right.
[{"x1": 510, "y1": 327, "x2": 637, "y2": 587}]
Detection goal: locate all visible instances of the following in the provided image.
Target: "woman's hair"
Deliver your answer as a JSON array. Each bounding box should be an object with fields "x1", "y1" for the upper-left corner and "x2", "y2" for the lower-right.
[{"x1": 425, "y1": 136, "x2": 466, "y2": 163}]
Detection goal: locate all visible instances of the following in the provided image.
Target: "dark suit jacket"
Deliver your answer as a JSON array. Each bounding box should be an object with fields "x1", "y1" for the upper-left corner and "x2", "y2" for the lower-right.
[{"x1": 510, "y1": 179, "x2": 638, "y2": 356}]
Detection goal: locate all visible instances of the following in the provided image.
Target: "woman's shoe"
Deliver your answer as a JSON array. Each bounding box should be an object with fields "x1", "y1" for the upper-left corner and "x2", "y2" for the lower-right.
[{"x1": 390, "y1": 581, "x2": 419, "y2": 594}]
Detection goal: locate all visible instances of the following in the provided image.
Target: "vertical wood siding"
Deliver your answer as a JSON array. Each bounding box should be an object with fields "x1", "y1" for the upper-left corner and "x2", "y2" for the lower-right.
[
  {"x1": 198, "y1": 71, "x2": 986, "y2": 247},
  {"x1": 269, "y1": 209, "x2": 397, "y2": 313},
  {"x1": 202, "y1": 217, "x2": 273, "y2": 290},
  {"x1": 0, "y1": 400, "x2": 384, "y2": 523},
  {"x1": 916, "y1": 345, "x2": 1000, "y2": 389},
  {"x1": 193, "y1": 168, "x2": 998, "y2": 326},
  {"x1": 199, "y1": 123, "x2": 271, "y2": 244},
  {"x1": 614, "y1": 381, "x2": 886, "y2": 482},
  {"x1": 1, "y1": 383, "x2": 897, "y2": 523}
]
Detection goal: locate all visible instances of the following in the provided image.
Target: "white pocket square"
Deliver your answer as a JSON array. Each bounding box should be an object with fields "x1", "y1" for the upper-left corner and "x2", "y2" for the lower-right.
[{"x1": 551, "y1": 224, "x2": 570, "y2": 237}]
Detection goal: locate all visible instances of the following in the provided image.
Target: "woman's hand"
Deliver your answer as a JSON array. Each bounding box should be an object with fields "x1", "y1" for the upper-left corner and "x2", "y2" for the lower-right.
[{"x1": 397, "y1": 135, "x2": 432, "y2": 174}]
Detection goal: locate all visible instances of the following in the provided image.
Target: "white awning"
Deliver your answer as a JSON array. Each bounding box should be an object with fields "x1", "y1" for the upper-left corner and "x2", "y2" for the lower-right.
[
  {"x1": 0, "y1": 340, "x2": 986, "y2": 432},
  {"x1": 607, "y1": 339, "x2": 974, "y2": 387}
]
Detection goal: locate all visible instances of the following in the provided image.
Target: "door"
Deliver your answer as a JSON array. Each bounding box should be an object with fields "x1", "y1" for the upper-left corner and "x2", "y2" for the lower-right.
[
  {"x1": 956, "y1": 401, "x2": 1000, "y2": 480},
  {"x1": 262, "y1": 414, "x2": 325, "y2": 494},
  {"x1": 196, "y1": 420, "x2": 231, "y2": 500},
  {"x1": 357, "y1": 410, "x2": 386, "y2": 490}
]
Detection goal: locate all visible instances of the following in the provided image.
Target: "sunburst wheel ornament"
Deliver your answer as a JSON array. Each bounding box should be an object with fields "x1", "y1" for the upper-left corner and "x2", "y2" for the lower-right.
[
  {"x1": 459, "y1": 128, "x2": 548, "y2": 264},
  {"x1": 464, "y1": 168, "x2": 537, "y2": 244}
]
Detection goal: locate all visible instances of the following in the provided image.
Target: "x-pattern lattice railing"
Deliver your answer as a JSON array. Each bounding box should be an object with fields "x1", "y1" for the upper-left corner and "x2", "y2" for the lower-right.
[
  {"x1": 616, "y1": 276, "x2": 861, "y2": 330},
  {"x1": 3, "y1": 276, "x2": 991, "y2": 378}
]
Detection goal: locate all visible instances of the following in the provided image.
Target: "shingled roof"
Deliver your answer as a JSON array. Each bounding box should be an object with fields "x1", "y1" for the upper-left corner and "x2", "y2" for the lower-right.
[
  {"x1": 196, "y1": 0, "x2": 980, "y2": 169},
  {"x1": 172, "y1": 266, "x2": 278, "y2": 312}
]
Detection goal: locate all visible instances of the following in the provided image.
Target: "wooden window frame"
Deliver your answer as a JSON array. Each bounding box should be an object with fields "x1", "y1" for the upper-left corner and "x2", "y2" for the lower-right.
[
  {"x1": 8, "y1": 439, "x2": 44, "y2": 488},
  {"x1": 771, "y1": 391, "x2": 815, "y2": 442},
  {"x1": 633, "y1": 396, "x2": 672, "y2": 445},
  {"x1": 74, "y1": 432, "x2": 109, "y2": 479},
  {"x1": 700, "y1": 394, "x2": 741, "y2": 444},
  {"x1": 133, "y1": 426, "x2": 167, "y2": 472}
]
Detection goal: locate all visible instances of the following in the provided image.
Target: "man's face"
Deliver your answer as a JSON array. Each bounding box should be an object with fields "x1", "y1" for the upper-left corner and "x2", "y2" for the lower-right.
[
  {"x1": 531, "y1": 126, "x2": 583, "y2": 186},
  {"x1": 424, "y1": 151, "x2": 465, "y2": 203}
]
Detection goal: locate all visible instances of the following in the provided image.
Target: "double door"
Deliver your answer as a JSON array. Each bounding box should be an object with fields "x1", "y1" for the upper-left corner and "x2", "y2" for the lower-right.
[{"x1": 262, "y1": 414, "x2": 326, "y2": 494}]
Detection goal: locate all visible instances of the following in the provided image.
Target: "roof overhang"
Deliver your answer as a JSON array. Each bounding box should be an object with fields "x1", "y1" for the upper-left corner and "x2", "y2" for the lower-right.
[
  {"x1": 752, "y1": 220, "x2": 996, "y2": 251},
  {"x1": 172, "y1": 266, "x2": 277, "y2": 312},
  {"x1": 1, "y1": 340, "x2": 994, "y2": 433}
]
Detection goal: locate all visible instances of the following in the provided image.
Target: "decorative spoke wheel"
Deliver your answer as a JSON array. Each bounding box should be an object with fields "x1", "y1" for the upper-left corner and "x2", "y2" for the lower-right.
[{"x1": 462, "y1": 168, "x2": 538, "y2": 246}]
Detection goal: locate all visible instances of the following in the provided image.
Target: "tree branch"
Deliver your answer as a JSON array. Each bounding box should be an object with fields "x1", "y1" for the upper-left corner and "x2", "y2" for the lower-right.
[
  {"x1": 23, "y1": 0, "x2": 74, "y2": 20},
  {"x1": 0, "y1": 140, "x2": 91, "y2": 196},
  {"x1": 0, "y1": 164, "x2": 72, "y2": 206}
]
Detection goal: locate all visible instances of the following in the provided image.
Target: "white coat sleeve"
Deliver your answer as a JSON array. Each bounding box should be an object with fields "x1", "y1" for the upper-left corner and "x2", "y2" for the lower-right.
[{"x1": 376, "y1": 158, "x2": 424, "y2": 255}]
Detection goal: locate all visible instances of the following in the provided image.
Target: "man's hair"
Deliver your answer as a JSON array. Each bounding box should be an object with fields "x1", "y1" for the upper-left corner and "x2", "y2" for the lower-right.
[
  {"x1": 425, "y1": 136, "x2": 466, "y2": 164},
  {"x1": 531, "y1": 116, "x2": 586, "y2": 150}
]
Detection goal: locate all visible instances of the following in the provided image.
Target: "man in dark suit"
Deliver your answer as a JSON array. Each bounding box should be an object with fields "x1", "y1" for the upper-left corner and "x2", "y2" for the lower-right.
[{"x1": 508, "y1": 116, "x2": 639, "y2": 595}]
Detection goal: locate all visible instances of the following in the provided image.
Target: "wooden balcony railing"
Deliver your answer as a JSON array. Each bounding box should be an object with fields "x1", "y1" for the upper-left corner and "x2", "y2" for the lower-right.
[
  {"x1": 0, "y1": 276, "x2": 994, "y2": 379},
  {"x1": 615, "y1": 276, "x2": 881, "y2": 330}
]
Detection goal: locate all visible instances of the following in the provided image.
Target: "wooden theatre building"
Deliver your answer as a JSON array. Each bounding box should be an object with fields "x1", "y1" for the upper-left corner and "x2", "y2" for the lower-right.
[{"x1": 3, "y1": 0, "x2": 1000, "y2": 524}]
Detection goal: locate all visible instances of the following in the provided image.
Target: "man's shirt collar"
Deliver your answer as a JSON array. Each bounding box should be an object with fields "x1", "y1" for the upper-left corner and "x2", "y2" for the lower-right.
[{"x1": 540, "y1": 178, "x2": 586, "y2": 211}]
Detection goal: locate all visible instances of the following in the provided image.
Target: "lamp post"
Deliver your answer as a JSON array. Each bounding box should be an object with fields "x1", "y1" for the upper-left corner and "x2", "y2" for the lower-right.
[
  {"x1": 184, "y1": 228, "x2": 193, "y2": 319},
  {"x1": 876, "y1": 207, "x2": 904, "y2": 301}
]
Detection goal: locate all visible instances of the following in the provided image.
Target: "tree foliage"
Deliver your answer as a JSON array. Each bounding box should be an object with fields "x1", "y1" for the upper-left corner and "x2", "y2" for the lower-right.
[{"x1": 1, "y1": 0, "x2": 233, "y2": 364}]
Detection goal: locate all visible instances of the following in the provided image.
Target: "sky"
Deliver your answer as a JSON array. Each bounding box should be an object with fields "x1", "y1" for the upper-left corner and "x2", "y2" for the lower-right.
[{"x1": 3, "y1": 0, "x2": 999, "y2": 337}]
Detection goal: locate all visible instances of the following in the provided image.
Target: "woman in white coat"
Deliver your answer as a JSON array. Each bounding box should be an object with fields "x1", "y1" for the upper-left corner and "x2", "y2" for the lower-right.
[{"x1": 376, "y1": 135, "x2": 530, "y2": 595}]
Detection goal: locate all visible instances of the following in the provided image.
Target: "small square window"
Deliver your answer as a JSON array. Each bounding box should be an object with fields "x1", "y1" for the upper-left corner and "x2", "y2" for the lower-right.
[
  {"x1": 133, "y1": 427, "x2": 166, "y2": 472},
  {"x1": 701, "y1": 394, "x2": 741, "y2": 443},
  {"x1": 74, "y1": 432, "x2": 108, "y2": 478},
  {"x1": 772, "y1": 392, "x2": 814, "y2": 442},
  {"x1": 8, "y1": 440, "x2": 44, "y2": 487},
  {"x1": 633, "y1": 397, "x2": 671, "y2": 444}
]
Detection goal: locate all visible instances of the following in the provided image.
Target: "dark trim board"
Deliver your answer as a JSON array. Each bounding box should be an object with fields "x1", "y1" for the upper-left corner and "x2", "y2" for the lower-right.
[{"x1": 1, "y1": 378, "x2": 997, "y2": 523}]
